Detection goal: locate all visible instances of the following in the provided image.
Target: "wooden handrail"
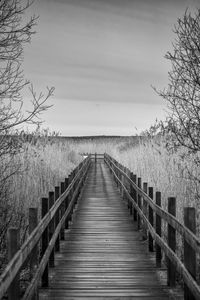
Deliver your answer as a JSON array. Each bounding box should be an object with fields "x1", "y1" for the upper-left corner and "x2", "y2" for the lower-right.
[
  {"x1": 1, "y1": 152, "x2": 199, "y2": 299},
  {"x1": 22, "y1": 161, "x2": 90, "y2": 299},
  {"x1": 105, "y1": 154, "x2": 200, "y2": 254},
  {"x1": 0, "y1": 155, "x2": 91, "y2": 299},
  {"x1": 104, "y1": 153, "x2": 200, "y2": 300}
]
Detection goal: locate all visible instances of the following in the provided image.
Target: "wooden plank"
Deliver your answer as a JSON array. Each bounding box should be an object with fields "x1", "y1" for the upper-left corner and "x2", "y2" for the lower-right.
[
  {"x1": 105, "y1": 155, "x2": 200, "y2": 299},
  {"x1": 22, "y1": 163, "x2": 91, "y2": 300},
  {"x1": 39, "y1": 160, "x2": 170, "y2": 299},
  {"x1": 106, "y1": 156, "x2": 200, "y2": 254},
  {"x1": 0, "y1": 156, "x2": 91, "y2": 300}
]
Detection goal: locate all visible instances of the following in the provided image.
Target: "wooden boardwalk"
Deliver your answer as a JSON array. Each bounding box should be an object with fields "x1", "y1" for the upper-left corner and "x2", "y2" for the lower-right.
[{"x1": 39, "y1": 160, "x2": 170, "y2": 299}]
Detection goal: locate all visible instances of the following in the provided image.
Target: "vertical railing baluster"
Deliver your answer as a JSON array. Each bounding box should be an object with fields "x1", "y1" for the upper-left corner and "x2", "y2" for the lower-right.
[
  {"x1": 142, "y1": 182, "x2": 148, "y2": 240},
  {"x1": 41, "y1": 197, "x2": 49, "y2": 287},
  {"x1": 60, "y1": 182, "x2": 65, "y2": 240},
  {"x1": 55, "y1": 186, "x2": 60, "y2": 252},
  {"x1": 184, "y1": 207, "x2": 196, "y2": 300},
  {"x1": 68, "y1": 172, "x2": 73, "y2": 223},
  {"x1": 148, "y1": 187, "x2": 154, "y2": 252},
  {"x1": 49, "y1": 192, "x2": 55, "y2": 268},
  {"x1": 65, "y1": 177, "x2": 69, "y2": 229},
  {"x1": 137, "y1": 177, "x2": 141, "y2": 230},
  {"x1": 29, "y1": 207, "x2": 38, "y2": 300},
  {"x1": 7, "y1": 228, "x2": 20, "y2": 300},
  {"x1": 155, "y1": 192, "x2": 162, "y2": 267},
  {"x1": 132, "y1": 174, "x2": 137, "y2": 221},
  {"x1": 167, "y1": 197, "x2": 176, "y2": 287}
]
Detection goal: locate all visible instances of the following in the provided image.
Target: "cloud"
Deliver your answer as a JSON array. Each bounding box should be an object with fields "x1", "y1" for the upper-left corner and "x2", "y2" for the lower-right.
[{"x1": 24, "y1": 0, "x2": 200, "y2": 134}]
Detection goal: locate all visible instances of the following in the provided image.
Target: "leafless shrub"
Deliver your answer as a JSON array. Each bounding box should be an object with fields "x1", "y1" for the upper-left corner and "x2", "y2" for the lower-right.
[{"x1": 0, "y1": 0, "x2": 54, "y2": 266}]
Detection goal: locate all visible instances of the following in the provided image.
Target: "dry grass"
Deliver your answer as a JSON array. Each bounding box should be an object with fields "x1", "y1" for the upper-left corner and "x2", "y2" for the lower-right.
[
  {"x1": 114, "y1": 136, "x2": 200, "y2": 230},
  {"x1": 0, "y1": 137, "x2": 82, "y2": 268},
  {"x1": 12, "y1": 142, "x2": 80, "y2": 210},
  {"x1": 1, "y1": 134, "x2": 199, "y2": 271},
  {"x1": 9, "y1": 135, "x2": 200, "y2": 229}
]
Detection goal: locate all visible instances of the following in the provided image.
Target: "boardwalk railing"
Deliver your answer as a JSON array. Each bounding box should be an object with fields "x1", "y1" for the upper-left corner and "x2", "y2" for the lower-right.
[
  {"x1": 0, "y1": 155, "x2": 91, "y2": 300},
  {"x1": 1, "y1": 153, "x2": 200, "y2": 299},
  {"x1": 104, "y1": 153, "x2": 200, "y2": 300}
]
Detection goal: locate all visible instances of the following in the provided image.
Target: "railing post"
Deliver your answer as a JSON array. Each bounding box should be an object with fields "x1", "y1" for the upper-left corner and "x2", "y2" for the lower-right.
[
  {"x1": 167, "y1": 197, "x2": 176, "y2": 287},
  {"x1": 74, "y1": 171, "x2": 79, "y2": 207},
  {"x1": 60, "y1": 181, "x2": 65, "y2": 240},
  {"x1": 95, "y1": 152, "x2": 97, "y2": 164},
  {"x1": 155, "y1": 192, "x2": 162, "y2": 267},
  {"x1": 7, "y1": 228, "x2": 20, "y2": 300},
  {"x1": 124, "y1": 167, "x2": 128, "y2": 189},
  {"x1": 121, "y1": 166, "x2": 125, "y2": 199},
  {"x1": 29, "y1": 208, "x2": 39, "y2": 300},
  {"x1": 142, "y1": 182, "x2": 148, "y2": 240},
  {"x1": 131, "y1": 173, "x2": 137, "y2": 221},
  {"x1": 55, "y1": 186, "x2": 60, "y2": 252},
  {"x1": 124, "y1": 168, "x2": 130, "y2": 209},
  {"x1": 129, "y1": 172, "x2": 133, "y2": 215},
  {"x1": 41, "y1": 197, "x2": 49, "y2": 287},
  {"x1": 184, "y1": 207, "x2": 196, "y2": 300},
  {"x1": 49, "y1": 192, "x2": 55, "y2": 268},
  {"x1": 65, "y1": 177, "x2": 69, "y2": 229},
  {"x1": 120, "y1": 165, "x2": 123, "y2": 195},
  {"x1": 117, "y1": 162, "x2": 120, "y2": 188},
  {"x1": 148, "y1": 187, "x2": 154, "y2": 252},
  {"x1": 68, "y1": 172, "x2": 73, "y2": 223},
  {"x1": 137, "y1": 177, "x2": 141, "y2": 230}
]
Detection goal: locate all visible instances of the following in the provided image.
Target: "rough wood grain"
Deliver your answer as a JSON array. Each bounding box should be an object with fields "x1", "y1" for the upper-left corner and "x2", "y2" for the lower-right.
[
  {"x1": 106, "y1": 156, "x2": 200, "y2": 254},
  {"x1": 39, "y1": 160, "x2": 170, "y2": 299}
]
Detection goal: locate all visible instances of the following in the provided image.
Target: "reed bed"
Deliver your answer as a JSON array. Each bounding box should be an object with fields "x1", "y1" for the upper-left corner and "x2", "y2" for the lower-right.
[
  {"x1": 0, "y1": 137, "x2": 82, "y2": 269},
  {"x1": 1, "y1": 134, "x2": 199, "y2": 272},
  {"x1": 114, "y1": 137, "x2": 200, "y2": 228}
]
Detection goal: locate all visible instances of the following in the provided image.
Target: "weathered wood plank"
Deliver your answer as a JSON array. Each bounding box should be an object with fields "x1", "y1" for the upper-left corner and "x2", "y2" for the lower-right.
[{"x1": 39, "y1": 160, "x2": 170, "y2": 299}]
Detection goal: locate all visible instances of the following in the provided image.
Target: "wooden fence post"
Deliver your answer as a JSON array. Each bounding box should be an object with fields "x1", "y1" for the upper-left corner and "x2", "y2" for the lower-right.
[
  {"x1": 155, "y1": 192, "x2": 162, "y2": 267},
  {"x1": 7, "y1": 228, "x2": 20, "y2": 300},
  {"x1": 121, "y1": 166, "x2": 125, "y2": 199},
  {"x1": 167, "y1": 197, "x2": 176, "y2": 287},
  {"x1": 41, "y1": 197, "x2": 49, "y2": 287},
  {"x1": 129, "y1": 172, "x2": 133, "y2": 215},
  {"x1": 117, "y1": 162, "x2": 120, "y2": 188},
  {"x1": 126, "y1": 168, "x2": 130, "y2": 191},
  {"x1": 74, "y1": 171, "x2": 79, "y2": 207},
  {"x1": 29, "y1": 208, "x2": 38, "y2": 300},
  {"x1": 55, "y1": 186, "x2": 60, "y2": 252},
  {"x1": 137, "y1": 177, "x2": 141, "y2": 230},
  {"x1": 125, "y1": 168, "x2": 130, "y2": 210},
  {"x1": 184, "y1": 207, "x2": 196, "y2": 300},
  {"x1": 49, "y1": 192, "x2": 55, "y2": 268},
  {"x1": 65, "y1": 177, "x2": 69, "y2": 229},
  {"x1": 131, "y1": 174, "x2": 137, "y2": 221},
  {"x1": 120, "y1": 165, "x2": 124, "y2": 195},
  {"x1": 68, "y1": 172, "x2": 73, "y2": 223},
  {"x1": 60, "y1": 181, "x2": 65, "y2": 240},
  {"x1": 148, "y1": 187, "x2": 154, "y2": 252},
  {"x1": 142, "y1": 182, "x2": 148, "y2": 240},
  {"x1": 124, "y1": 167, "x2": 128, "y2": 191},
  {"x1": 95, "y1": 152, "x2": 97, "y2": 164}
]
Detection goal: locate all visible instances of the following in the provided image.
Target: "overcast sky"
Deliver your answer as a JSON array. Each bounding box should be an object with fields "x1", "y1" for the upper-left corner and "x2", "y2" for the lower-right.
[{"x1": 23, "y1": 0, "x2": 199, "y2": 136}]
